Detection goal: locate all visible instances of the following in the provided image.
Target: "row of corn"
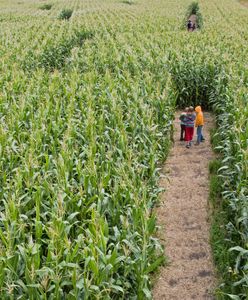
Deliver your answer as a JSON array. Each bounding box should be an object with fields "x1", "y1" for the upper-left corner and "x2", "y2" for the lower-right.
[
  {"x1": 0, "y1": 0, "x2": 248, "y2": 298},
  {"x1": 0, "y1": 0, "x2": 174, "y2": 298}
]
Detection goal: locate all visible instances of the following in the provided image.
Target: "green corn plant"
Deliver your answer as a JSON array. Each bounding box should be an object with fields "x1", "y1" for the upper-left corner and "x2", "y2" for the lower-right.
[{"x1": 0, "y1": 0, "x2": 247, "y2": 299}]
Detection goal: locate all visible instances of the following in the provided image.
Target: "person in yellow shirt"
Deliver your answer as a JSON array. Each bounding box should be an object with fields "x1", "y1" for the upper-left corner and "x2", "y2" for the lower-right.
[{"x1": 195, "y1": 106, "x2": 205, "y2": 145}]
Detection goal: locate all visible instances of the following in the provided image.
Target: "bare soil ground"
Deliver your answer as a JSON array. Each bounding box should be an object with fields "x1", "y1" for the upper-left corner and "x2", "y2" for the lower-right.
[
  {"x1": 240, "y1": 0, "x2": 248, "y2": 8},
  {"x1": 152, "y1": 112, "x2": 216, "y2": 300}
]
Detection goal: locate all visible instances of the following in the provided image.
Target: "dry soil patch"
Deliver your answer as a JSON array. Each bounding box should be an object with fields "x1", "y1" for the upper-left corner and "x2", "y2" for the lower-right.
[{"x1": 239, "y1": 0, "x2": 248, "y2": 8}]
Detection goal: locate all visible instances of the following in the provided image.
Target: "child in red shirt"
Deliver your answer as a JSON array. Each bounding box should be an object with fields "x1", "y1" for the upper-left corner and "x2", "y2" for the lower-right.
[{"x1": 184, "y1": 106, "x2": 196, "y2": 148}]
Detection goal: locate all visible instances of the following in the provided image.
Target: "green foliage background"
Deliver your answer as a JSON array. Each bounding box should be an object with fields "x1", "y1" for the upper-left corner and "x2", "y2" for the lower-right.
[{"x1": 0, "y1": 0, "x2": 247, "y2": 299}]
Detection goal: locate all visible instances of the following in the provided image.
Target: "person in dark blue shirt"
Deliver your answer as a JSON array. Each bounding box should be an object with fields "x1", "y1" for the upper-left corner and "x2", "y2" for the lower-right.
[{"x1": 187, "y1": 20, "x2": 193, "y2": 31}]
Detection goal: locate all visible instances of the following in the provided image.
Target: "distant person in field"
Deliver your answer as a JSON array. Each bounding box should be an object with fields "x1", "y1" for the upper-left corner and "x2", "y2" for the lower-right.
[
  {"x1": 195, "y1": 106, "x2": 205, "y2": 145},
  {"x1": 187, "y1": 20, "x2": 193, "y2": 31},
  {"x1": 179, "y1": 107, "x2": 189, "y2": 141},
  {"x1": 184, "y1": 106, "x2": 196, "y2": 148}
]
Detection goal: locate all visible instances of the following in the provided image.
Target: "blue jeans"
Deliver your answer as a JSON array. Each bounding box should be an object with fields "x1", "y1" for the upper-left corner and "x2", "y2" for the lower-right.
[{"x1": 197, "y1": 126, "x2": 204, "y2": 143}]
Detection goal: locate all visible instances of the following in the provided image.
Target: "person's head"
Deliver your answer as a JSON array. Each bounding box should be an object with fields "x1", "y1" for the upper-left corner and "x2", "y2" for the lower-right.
[
  {"x1": 195, "y1": 106, "x2": 202, "y2": 113},
  {"x1": 188, "y1": 106, "x2": 194, "y2": 113},
  {"x1": 185, "y1": 107, "x2": 189, "y2": 112}
]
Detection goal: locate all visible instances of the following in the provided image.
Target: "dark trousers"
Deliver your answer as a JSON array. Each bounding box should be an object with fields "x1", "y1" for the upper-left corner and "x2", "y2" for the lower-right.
[{"x1": 180, "y1": 124, "x2": 186, "y2": 140}]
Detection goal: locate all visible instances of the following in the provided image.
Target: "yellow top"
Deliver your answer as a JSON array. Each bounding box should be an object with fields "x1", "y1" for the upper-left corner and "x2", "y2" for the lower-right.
[{"x1": 195, "y1": 106, "x2": 204, "y2": 126}]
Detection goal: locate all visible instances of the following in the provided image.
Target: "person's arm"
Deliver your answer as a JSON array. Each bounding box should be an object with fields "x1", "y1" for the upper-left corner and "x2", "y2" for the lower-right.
[
  {"x1": 179, "y1": 113, "x2": 185, "y2": 121},
  {"x1": 195, "y1": 115, "x2": 199, "y2": 127},
  {"x1": 198, "y1": 113, "x2": 203, "y2": 126}
]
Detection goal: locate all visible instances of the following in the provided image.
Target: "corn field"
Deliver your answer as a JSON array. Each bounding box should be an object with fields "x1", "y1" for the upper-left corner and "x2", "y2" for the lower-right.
[{"x1": 0, "y1": 0, "x2": 247, "y2": 299}]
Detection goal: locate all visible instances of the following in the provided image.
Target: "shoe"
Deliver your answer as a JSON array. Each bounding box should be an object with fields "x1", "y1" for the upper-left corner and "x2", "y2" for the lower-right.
[{"x1": 186, "y1": 144, "x2": 190, "y2": 148}]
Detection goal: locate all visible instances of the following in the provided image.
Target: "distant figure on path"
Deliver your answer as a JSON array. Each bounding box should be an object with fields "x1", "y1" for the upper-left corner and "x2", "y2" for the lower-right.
[
  {"x1": 187, "y1": 20, "x2": 193, "y2": 31},
  {"x1": 184, "y1": 106, "x2": 196, "y2": 148},
  {"x1": 195, "y1": 106, "x2": 205, "y2": 145},
  {"x1": 179, "y1": 107, "x2": 189, "y2": 141}
]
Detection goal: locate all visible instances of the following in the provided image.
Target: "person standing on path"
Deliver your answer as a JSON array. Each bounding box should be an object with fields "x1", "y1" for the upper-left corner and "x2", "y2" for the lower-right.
[
  {"x1": 187, "y1": 19, "x2": 193, "y2": 31},
  {"x1": 184, "y1": 106, "x2": 196, "y2": 148},
  {"x1": 195, "y1": 105, "x2": 205, "y2": 145},
  {"x1": 179, "y1": 107, "x2": 189, "y2": 141}
]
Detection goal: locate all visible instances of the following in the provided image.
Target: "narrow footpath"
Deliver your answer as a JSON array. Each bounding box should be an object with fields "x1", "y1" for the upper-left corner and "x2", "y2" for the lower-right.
[{"x1": 153, "y1": 111, "x2": 216, "y2": 300}]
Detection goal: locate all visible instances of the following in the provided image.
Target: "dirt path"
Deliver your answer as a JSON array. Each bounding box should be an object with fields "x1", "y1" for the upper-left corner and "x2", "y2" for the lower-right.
[
  {"x1": 240, "y1": 0, "x2": 248, "y2": 8},
  {"x1": 152, "y1": 111, "x2": 216, "y2": 300}
]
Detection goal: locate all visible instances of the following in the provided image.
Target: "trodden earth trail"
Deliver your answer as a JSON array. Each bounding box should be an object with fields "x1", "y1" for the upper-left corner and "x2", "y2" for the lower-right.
[{"x1": 152, "y1": 111, "x2": 216, "y2": 300}]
